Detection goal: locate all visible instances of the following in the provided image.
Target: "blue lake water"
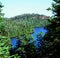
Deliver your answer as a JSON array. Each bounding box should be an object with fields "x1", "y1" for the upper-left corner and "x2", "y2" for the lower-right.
[
  {"x1": 32, "y1": 27, "x2": 48, "y2": 40},
  {"x1": 11, "y1": 38, "x2": 18, "y2": 48},
  {"x1": 31, "y1": 27, "x2": 48, "y2": 47},
  {"x1": 11, "y1": 27, "x2": 48, "y2": 48}
]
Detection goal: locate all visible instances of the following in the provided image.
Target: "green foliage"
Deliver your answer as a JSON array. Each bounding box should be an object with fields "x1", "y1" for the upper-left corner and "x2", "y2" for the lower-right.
[
  {"x1": 0, "y1": 1, "x2": 51, "y2": 58},
  {"x1": 0, "y1": 2, "x2": 11, "y2": 58},
  {"x1": 0, "y1": 35, "x2": 11, "y2": 58},
  {"x1": 42, "y1": 0, "x2": 60, "y2": 58},
  {"x1": 46, "y1": 7, "x2": 51, "y2": 11}
]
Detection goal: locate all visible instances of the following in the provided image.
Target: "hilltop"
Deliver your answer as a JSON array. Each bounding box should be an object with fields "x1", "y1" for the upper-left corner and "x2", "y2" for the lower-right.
[{"x1": 10, "y1": 14, "x2": 50, "y2": 20}]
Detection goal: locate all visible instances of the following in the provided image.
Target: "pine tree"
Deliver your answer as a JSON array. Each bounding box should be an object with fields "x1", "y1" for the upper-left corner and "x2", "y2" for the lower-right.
[
  {"x1": 43, "y1": 0, "x2": 60, "y2": 58},
  {"x1": 0, "y1": 2, "x2": 4, "y2": 22},
  {"x1": 0, "y1": 2, "x2": 4, "y2": 34},
  {"x1": 0, "y1": 2, "x2": 10, "y2": 58}
]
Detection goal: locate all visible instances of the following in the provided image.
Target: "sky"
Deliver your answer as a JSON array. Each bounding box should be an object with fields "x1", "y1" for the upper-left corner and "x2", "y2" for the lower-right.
[{"x1": 1, "y1": 0, "x2": 52, "y2": 18}]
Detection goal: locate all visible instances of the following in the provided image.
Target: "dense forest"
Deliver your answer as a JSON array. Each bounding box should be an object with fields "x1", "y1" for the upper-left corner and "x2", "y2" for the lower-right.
[
  {"x1": 0, "y1": 0, "x2": 60, "y2": 58},
  {"x1": 2, "y1": 14, "x2": 50, "y2": 37}
]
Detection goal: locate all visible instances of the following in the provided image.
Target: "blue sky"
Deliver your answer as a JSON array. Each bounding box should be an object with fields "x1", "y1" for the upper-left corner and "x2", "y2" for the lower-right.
[{"x1": 1, "y1": 0, "x2": 52, "y2": 18}]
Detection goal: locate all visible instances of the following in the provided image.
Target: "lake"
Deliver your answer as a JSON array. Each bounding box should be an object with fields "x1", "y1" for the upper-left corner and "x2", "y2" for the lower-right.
[
  {"x1": 11, "y1": 27, "x2": 48, "y2": 48},
  {"x1": 31, "y1": 27, "x2": 48, "y2": 47}
]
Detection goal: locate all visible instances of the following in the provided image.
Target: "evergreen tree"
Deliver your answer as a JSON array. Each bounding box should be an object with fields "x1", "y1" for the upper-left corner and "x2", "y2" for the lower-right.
[
  {"x1": 0, "y1": 2, "x2": 4, "y2": 35},
  {"x1": 0, "y1": 2, "x2": 10, "y2": 58},
  {"x1": 0, "y1": 2, "x2": 4, "y2": 22},
  {"x1": 43, "y1": 0, "x2": 60, "y2": 58}
]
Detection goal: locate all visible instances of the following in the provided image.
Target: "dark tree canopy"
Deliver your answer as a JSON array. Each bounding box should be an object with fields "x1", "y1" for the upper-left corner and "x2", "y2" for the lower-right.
[{"x1": 42, "y1": 0, "x2": 60, "y2": 58}]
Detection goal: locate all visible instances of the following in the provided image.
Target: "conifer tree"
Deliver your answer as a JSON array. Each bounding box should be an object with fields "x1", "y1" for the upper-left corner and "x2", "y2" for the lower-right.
[
  {"x1": 43, "y1": 0, "x2": 60, "y2": 58},
  {"x1": 0, "y1": 2, "x2": 4, "y2": 22},
  {"x1": 0, "y1": 2, "x2": 10, "y2": 58}
]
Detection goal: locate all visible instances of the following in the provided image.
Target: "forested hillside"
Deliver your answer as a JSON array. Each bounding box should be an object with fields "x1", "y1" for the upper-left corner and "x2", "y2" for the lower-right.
[{"x1": 4, "y1": 14, "x2": 50, "y2": 37}]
